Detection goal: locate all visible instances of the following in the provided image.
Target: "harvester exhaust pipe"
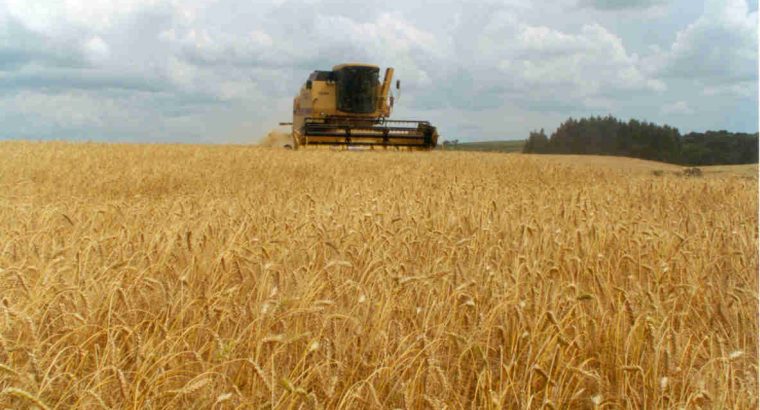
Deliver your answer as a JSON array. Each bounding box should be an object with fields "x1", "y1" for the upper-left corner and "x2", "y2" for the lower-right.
[{"x1": 379, "y1": 68, "x2": 394, "y2": 116}]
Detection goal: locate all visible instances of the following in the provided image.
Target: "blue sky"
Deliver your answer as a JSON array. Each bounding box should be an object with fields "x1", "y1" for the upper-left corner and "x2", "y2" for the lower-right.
[{"x1": 0, "y1": 0, "x2": 757, "y2": 143}]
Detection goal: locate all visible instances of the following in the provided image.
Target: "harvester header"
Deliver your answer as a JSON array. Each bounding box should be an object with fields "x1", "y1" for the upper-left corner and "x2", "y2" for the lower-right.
[{"x1": 280, "y1": 63, "x2": 438, "y2": 150}]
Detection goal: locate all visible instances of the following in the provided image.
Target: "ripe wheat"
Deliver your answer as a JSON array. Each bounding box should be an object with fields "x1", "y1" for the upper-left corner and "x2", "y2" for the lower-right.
[{"x1": 0, "y1": 141, "x2": 756, "y2": 408}]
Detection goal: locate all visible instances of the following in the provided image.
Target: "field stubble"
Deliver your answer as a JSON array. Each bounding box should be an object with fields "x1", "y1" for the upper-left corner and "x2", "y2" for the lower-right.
[{"x1": 0, "y1": 142, "x2": 757, "y2": 408}]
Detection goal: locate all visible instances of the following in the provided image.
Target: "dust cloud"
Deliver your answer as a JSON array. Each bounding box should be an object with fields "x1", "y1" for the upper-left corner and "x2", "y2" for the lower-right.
[{"x1": 258, "y1": 129, "x2": 292, "y2": 148}]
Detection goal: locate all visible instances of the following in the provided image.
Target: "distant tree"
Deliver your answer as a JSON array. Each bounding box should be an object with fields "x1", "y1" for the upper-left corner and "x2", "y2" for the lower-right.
[
  {"x1": 680, "y1": 131, "x2": 758, "y2": 165},
  {"x1": 524, "y1": 115, "x2": 758, "y2": 166},
  {"x1": 523, "y1": 129, "x2": 548, "y2": 153}
]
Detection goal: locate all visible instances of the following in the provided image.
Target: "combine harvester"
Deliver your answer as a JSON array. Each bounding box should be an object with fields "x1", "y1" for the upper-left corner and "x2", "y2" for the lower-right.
[{"x1": 280, "y1": 63, "x2": 438, "y2": 150}]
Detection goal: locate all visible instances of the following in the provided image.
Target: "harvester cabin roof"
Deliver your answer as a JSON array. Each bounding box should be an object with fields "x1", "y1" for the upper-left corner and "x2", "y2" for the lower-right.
[
  {"x1": 331, "y1": 63, "x2": 380, "y2": 71},
  {"x1": 308, "y1": 71, "x2": 334, "y2": 81}
]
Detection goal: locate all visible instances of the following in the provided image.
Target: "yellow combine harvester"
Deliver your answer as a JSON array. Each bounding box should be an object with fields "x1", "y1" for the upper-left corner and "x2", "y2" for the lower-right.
[{"x1": 280, "y1": 63, "x2": 438, "y2": 150}]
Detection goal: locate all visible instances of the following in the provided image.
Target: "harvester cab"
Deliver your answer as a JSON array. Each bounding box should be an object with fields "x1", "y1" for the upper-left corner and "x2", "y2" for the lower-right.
[{"x1": 280, "y1": 63, "x2": 438, "y2": 150}]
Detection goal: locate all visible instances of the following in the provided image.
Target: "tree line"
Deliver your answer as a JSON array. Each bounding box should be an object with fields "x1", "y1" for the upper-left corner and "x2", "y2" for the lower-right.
[{"x1": 523, "y1": 116, "x2": 759, "y2": 166}]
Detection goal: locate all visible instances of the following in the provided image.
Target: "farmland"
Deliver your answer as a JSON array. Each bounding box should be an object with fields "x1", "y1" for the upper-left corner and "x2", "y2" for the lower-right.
[
  {"x1": 442, "y1": 140, "x2": 526, "y2": 153},
  {"x1": 0, "y1": 141, "x2": 757, "y2": 408}
]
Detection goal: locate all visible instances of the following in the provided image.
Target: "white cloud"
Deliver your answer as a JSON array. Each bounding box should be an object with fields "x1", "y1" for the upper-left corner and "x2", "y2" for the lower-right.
[
  {"x1": 303, "y1": 13, "x2": 443, "y2": 86},
  {"x1": 577, "y1": 0, "x2": 669, "y2": 10},
  {"x1": 4, "y1": 0, "x2": 163, "y2": 33},
  {"x1": 9, "y1": 91, "x2": 112, "y2": 128},
  {"x1": 0, "y1": 88, "x2": 226, "y2": 142},
  {"x1": 703, "y1": 82, "x2": 756, "y2": 98},
  {"x1": 662, "y1": 0, "x2": 757, "y2": 92},
  {"x1": 0, "y1": 0, "x2": 756, "y2": 142},
  {"x1": 661, "y1": 100, "x2": 694, "y2": 115},
  {"x1": 513, "y1": 23, "x2": 666, "y2": 93},
  {"x1": 158, "y1": 10, "x2": 443, "y2": 98},
  {"x1": 165, "y1": 56, "x2": 199, "y2": 89},
  {"x1": 83, "y1": 36, "x2": 110, "y2": 63},
  {"x1": 161, "y1": 27, "x2": 268, "y2": 65},
  {"x1": 461, "y1": 18, "x2": 666, "y2": 114}
]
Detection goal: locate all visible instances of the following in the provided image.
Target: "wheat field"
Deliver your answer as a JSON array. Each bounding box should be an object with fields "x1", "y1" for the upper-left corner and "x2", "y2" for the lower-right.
[{"x1": 0, "y1": 141, "x2": 756, "y2": 409}]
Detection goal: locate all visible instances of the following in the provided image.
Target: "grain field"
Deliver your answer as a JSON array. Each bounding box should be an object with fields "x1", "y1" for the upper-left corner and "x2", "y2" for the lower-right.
[{"x1": 0, "y1": 141, "x2": 757, "y2": 408}]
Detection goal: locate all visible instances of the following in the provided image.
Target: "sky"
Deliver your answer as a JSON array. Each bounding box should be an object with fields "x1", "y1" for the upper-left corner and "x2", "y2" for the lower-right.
[{"x1": 0, "y1": 0, "x2": 757, "y2": 143}]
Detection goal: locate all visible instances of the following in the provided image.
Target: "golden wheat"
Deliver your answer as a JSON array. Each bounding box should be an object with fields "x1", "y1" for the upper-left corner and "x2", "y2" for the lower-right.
[{"x1": 0, "y1": 141, "x2": 756, "y2": 408}]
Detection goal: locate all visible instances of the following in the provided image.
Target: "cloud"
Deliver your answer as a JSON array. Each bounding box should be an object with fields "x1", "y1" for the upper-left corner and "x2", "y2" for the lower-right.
[
  {"x1": 0, "y1": 15, "x2": 89, "y2": 69},
  {"x1": 0, "y1": 0, "x2": 756, "y2": 142},
  {"x1": 0, "y1": 88, "x2": 229, "y2": 141},
  {"x1": 577, "y1": 0, "x2": 669, "y2": 10},
  {"x1": 83, "y1": 36, "x2": 111, "y2": 63},
  {"x1": 513, "y1": 23, "x2": 665, "y2": 93},
  {"x1": 3, "y1": 0, "x2": 164, "y2": 33},
  {"x1": 0, "y1": 66, "x2": 169, "y2": 93},
  {"x1": 660, "y1": 0, "x2": 757, "y2": 91},
  {"x1": 703, "y1": 82, "x2": 756, "y2": 98},
  {"x1": 453, "y1": 17, "x2": 666, "y2": 115},
  {"x1": 159, "y1": 27, "x2": 275, "y2": 67},
  {"x1": 660, "y1": 100, "x2": 694, "y2": 115},
  {"x1": 158, "y1": 9, "x2": 446, "y2": 109}
]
